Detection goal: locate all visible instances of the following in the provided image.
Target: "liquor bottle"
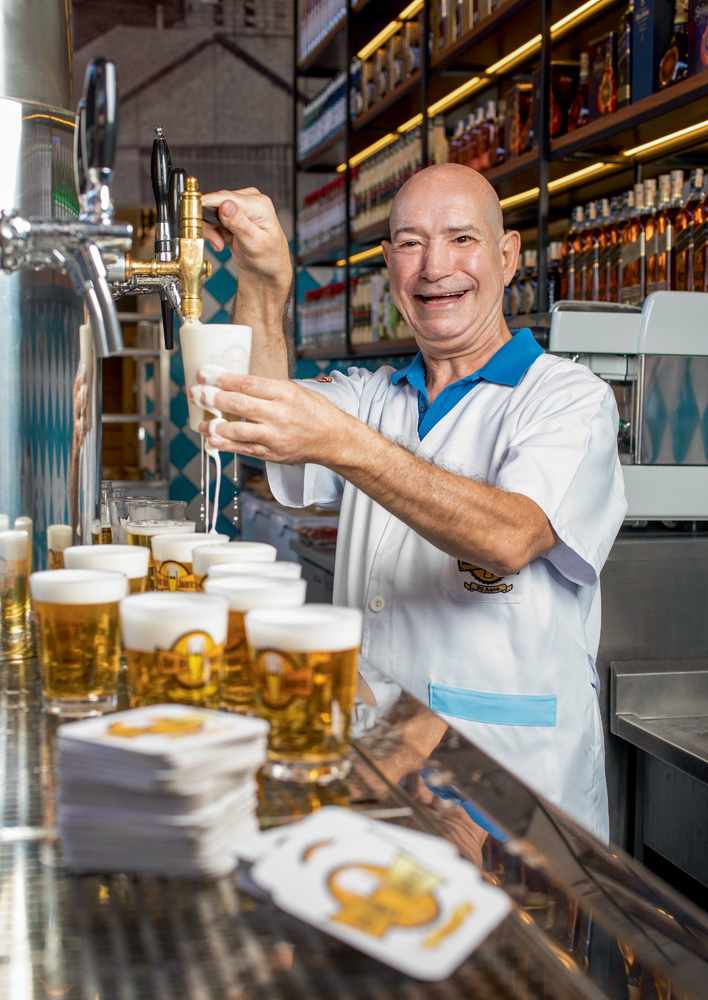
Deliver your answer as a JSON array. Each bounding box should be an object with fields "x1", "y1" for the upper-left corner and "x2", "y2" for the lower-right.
[
  {"x1": 676, "y1": 168, "x2": 704, "y2": 291},
  {"x1": 458, "y1": 112, "x2": 476, "y2": 165},
  {"x1": 469, "y1": 107, "x2": 485, "y2": 172},
  {"x1": 448, "y1": 119, "x2": 465, "y2": 163},
  {"x1": 560, "y1": 206, "x2": 585, "y2": 300},
  {"x1": 580, "y1": 201, "x2": 601, "y2": 301},
  {"x1": 567, "y1": 52, "x2": 590, "y2": 131},
  {"x1": 654, "y1": 173, "x2": 673, "y2": 291},
  {"x1": 547, "y1": 242, "x2": 564, "y2": 310},
  {"x1": 603, "y1": 196, "x2": 623, "y2": 302},
  {"x1": 598, "y1": 46, "x2": 618, "y2": 115},
  {"x1": 478, "y1": 100, "x2": 498, "y2": 172},
  {"x1": 492, "y1": 98, "x2": 507, "y2": 167},
  {"x1": 658, "y1": 0, "x2": 689, "y2": 88},
  {"x1": 638, "y1": 178, "x2": 657, "y2": 297},
  {"x1": 617, "y1": 1, "x2": 633, "y2": 108},
  {"x1": 670, "y1": 169, "x2": 694, "y2": 291},
  {"x1": 693, "y1": 173, "x2": 708, "y2": 294},
  {"x1": 521, "y1": 249, "x2": 538, "y2": 314},
  {"x1": 619, "y1": 184, "x2": 646, "y2": 305},
  {"x1": 596, "y1": 198, "x2": 612, "y2": 300},
  {"x1": 508, "y1": 260, "x2": 523, "y2": 316}
]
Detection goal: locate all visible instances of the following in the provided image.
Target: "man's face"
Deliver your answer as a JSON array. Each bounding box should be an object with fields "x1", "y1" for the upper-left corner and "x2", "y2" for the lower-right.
[{"x1": 383, "y1": 175, "x2": 516, "y2": 353}]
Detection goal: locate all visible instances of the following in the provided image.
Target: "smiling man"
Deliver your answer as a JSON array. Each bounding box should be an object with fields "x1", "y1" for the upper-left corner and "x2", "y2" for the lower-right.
[{"x1": 196, "y1": 164, "x2": 627, "y2": 839}]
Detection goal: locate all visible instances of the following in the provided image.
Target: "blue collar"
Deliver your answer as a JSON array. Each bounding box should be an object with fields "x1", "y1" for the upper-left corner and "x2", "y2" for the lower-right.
[{"x1": 390, "y1": 328, "x2": 543, "y2": 391}]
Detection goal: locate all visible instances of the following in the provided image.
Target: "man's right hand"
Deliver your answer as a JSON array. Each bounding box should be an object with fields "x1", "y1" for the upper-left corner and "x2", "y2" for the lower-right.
[{"x1": 202, "y1": 188, "x2": 292, "y2": 294}]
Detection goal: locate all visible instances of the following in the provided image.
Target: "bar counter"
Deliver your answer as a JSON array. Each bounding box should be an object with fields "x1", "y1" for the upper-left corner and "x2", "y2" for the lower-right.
[{"x1": 2, "y1": 654, "x2": 708, "y2": 1000}]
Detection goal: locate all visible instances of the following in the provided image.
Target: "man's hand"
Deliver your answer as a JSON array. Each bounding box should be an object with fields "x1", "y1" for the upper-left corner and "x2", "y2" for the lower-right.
[{"x1": 193, "y1": 371, "x2": 355, "y2": 466}]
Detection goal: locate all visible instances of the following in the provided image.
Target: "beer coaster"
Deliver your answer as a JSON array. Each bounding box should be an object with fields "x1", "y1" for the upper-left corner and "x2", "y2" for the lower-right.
[{"x1": 250, "y1": 808, "x2": 511, "y2": 981}]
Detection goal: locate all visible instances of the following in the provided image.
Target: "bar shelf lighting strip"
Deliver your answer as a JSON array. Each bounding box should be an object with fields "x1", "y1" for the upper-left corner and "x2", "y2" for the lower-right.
[{"x1": 338, "y1": 0, "x2": 616, "y2": 172}]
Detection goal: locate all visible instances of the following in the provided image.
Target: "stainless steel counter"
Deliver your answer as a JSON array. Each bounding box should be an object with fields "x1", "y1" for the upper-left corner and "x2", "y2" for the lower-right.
[{"x1": 3, "y1": 654, "x2": 708, "y2": 1000}]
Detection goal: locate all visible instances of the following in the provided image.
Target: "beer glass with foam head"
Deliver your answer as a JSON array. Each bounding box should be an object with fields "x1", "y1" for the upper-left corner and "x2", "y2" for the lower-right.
[
  {"x1": 0, "y1": 530, "x2": 30, "y2": 656},
  {"x1": 64, "y1": 545, "x2": 150, "y2": 594},
  {"x1": 192, "y1": 541, "x2": 277, "y2": 588},
  {"x1": 208, "y1": 561, "x2": 303, "y2": 581},
  {"x1": 127, "y1": 499, "x2": 187, "y2": 523},
  {"x1": 152, "y1": 533, "x2": 228, "y2": 592},
  {"x1": 30, "y1": 569, "x2": 129, "y2": 716},
  {"x1": 109, "y1": 496, "x2": 166, "y2": 544},
  {"x1": 120, "y1": 592, "x2": 228, "y2": 708},
  {"x1": 180, "y1": 323, "x2": 252, "y2": 432},
  {"x1": 204, "y1": 576, "x2": 307, "y2": 712},
  {"x1": 125, "y1": 520, "x2": 196, "y2": 589},
  {"x1": 244, "y1": 605, "x2": 363, "y2": 783},
  {"x1": 47, "y1": 525, "x2": 73, "y2": 569}
]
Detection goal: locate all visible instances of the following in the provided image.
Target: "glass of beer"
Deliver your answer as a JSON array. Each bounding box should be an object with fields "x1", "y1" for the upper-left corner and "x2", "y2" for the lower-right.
[
  {"x1": 0, "y1": 529, "x2": 30, "y2": 656},
  {"x1": 47, "y1": 524, "x2": 73, "y2": 569},
  {"x1": 125, "y1": 520, "x2": 196, "y2": 589},
  {"x1": 63, "y1": 544, "x2": 150, "y2": 594},
  {"x1": 120, "y1": 592, "x2": 228, "y2": 708},
  {"x1": 192, "y1": 541, "x2": 277, "y2": 588},
  {"x1": 127, "y1": 499, "x2": 187, "y2": 523},
  {"x1": 203, "y1": 575, "x2": 307, "y2": 713},
  {"x1": 244, "y1": 605, "x2": 363, "y2": 783},
  {"x1": 30, "y1": 569, "x2": 128, "y2": 716},
  {"x1": 109, "y1": 495, "x2": 165, "y2": 544},
  {"x1": 208, "y1": 560, "x2": 303, "y2": 581},
  {"x1": 152, "y1": 533, "x2": 228, "y2": 592}
]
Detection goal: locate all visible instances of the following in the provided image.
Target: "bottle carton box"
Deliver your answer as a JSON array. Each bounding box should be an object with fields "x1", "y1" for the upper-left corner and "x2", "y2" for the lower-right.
[
  {"x1": 531, "y1": 61, "x2": 580, "y2": 142},
  {"x1": 505, "y1": 82, "x2": 534, "y2": 156},
  {"x1": 632, "y1": 0, "x2": 676, "y2": 100},
  {"x1": 688, "y1": 0, "x2": 708, "y2": 74},
  {"x1": 587, "y1": 32, "x2": 618, "y2": 120}
]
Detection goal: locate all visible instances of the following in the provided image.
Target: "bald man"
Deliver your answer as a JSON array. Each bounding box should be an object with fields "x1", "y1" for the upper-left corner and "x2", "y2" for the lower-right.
[{"x1": 197, "y1": 165, "x2": 626, "y2": 839}]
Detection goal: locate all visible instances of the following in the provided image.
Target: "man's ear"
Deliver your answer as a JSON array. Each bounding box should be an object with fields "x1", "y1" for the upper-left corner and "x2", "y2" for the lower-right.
[
  {"x1": 500, "y1": 230, "x2": 521, "y2": 285},
  {"x1": 382, "y1": 240, "x2": 391, "y2": 268}
]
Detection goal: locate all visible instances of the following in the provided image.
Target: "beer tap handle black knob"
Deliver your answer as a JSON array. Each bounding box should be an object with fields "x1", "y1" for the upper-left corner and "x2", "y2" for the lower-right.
[
  {"x1": 161, "y1": 300, "x2": 175, "y2": 351},
  {"x1": 82, "y1": 58, "x2": 118, "y2": 190},
  {"x1": 151, "y1": 126, "x2": 172, "y2": 260},
  {"x1": 168, "y1": 167, "x2": 186, "y2": 258},
  {"x1": 74, "y1": 98, "x2": 87, "y2": 199}
]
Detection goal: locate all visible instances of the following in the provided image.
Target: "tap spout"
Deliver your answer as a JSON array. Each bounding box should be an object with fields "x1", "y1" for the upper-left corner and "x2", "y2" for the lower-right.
[{"x1": 66, "y1": 243, "x2": 124, "y2": 356}]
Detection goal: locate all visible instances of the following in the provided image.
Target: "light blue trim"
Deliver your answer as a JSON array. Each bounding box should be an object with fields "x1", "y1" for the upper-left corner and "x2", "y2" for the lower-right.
[{"x1": 430, "y1": 683, "x2": 557, "y2": 727}]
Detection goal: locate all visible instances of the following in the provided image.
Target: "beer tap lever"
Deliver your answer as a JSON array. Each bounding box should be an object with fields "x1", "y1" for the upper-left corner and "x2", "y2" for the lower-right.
[
  {"x1": 151, "y1": 127, "x2": 175, "y2": 349},
  {"x1": 74, "y1": 99, "x2": 88, "y2": 213},
  {"x1": 82, "y1": 58, "x2": 119, "y2": 224}
]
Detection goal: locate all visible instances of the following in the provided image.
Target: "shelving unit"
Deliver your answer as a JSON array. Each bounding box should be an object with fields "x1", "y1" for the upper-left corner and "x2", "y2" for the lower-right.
[{"x1": 293, "y1": 0, "x2": 708, "y2": 360}]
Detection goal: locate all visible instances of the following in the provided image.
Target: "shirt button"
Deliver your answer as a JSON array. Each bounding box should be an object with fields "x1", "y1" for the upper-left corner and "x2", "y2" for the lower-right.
[
  {"x1": 419, "y1": 405, "x2": 425, "y2": 413},
  {"x1": 369, "y1": 596, "x2": 385, "y2": 612}
]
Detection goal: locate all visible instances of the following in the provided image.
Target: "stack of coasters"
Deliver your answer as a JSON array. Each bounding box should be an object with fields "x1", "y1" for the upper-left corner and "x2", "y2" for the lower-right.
[{"x1": 57, "y1": 704, "x2": 269, "y2": 879}]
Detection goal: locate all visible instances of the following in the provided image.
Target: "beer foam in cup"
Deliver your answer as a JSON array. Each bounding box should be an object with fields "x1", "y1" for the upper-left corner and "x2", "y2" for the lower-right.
[
  {"x1": 192, "y1": 541, "x2": 277, "y2": 576},
  {"x1": 180, "y1": 322, "x2": 252, "y2": 432},
  {"x1": 0, "y1": 514, "x2": 9, "y2": 532},
  {"x1": 208, "y1": 560, "x2": 302, "y2": 580},
  {"x1": 245, "y1": 605, "x2": 363, "y2": 653},
  {"x1": 0, "y1": 529, "x2": 29, "y2": 559},
  {"x1": 125, "y1": 520, "x2": 196, "y2": 538},
  {"x1": 120, "y1": 592, "x2": 228, "y2": 650},
  {"x1": 47, "y1": 525, "x2": 73, "y2": 551},
  {"x1": 64, "y1": 544, "x2": 149, "y2": 580},
  {"x1": 151, "y1": 533, "x2": 229, "y2": 563},
  {"x1": 204, "y1": 575, "x2": 307, "y2": 612},
  {"x1": 30, "y1": 569, "x2": 129, "y2": 604}
]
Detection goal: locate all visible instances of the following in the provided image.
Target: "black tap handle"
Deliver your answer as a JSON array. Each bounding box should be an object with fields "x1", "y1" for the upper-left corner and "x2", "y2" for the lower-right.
[
  {"x1": 151, "y1": 127, "x2": 172, "y2": 259},
  {"x1": 74, "y1": 98, "x2": 87, "y2": 198},
  {"x1": 82, "y1": 58, "x2": 118, "y2": 185},
  {"x1": 161, "y1": 300, "x2": 175, "y2": 351},
  {"x1": 168, "y1": 167, "x2": 187, "y2": 256}
]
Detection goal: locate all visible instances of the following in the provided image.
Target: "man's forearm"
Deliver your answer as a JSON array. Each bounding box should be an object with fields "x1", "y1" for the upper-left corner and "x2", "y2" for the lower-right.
[{"x1": 232, "y1": 277, "x2": 293, "y2": 380}]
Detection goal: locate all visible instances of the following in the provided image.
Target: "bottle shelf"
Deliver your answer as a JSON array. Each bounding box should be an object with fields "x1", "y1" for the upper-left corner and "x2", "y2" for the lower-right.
[
  {"x1": 298, "y1": 21, "x2": 346, "y2": 75},
  {"x1": 350, "y1": 220, "x2": 390, "y2": 247},
  {"x1": 350, "y1": 70, "x2": 422, "y2": 151},
  {"x1": 298, "y1": 236, "x2": 347, "y2": 267},
  {"x1": 297, "y1": 126, "x2": 346, "y2": 171}
]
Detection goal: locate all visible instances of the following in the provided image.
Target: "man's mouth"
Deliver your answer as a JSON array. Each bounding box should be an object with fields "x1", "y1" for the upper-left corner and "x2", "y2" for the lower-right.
[{"x1": 415, "y1": 290, "x2": 469, "y2": 305}]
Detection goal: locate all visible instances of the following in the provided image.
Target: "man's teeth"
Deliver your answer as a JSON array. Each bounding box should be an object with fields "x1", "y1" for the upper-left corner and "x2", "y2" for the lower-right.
[{"x1": 419, "y1": 292, "x2": 465, "y2": 303}]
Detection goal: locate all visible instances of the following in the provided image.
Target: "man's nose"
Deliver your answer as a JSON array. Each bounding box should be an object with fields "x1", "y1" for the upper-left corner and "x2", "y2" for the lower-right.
[{"x1": 419, "y1": 240, "x2": 454, "y2": 281}]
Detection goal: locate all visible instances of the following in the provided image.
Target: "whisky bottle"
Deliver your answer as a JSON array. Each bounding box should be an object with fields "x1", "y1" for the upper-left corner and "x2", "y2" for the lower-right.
[
  {"x1": 605, "y1": 196, "x2": 623, "y2": 302},
  {"x1": 479, "y1": 100, "x2": 498, "y2": 172},
  {"x1": 596, "y1": 198, "x2": 612, "y2": 300},
  {"x1": 448, "y1": 119, "x2": 465, "y2": 163},
  {"x1": 580, "y1": 201, "x2": 602, "y2": 301},
  {"x1": 567, "y1": 52, "x2": 590, "y2": 131},
  {"x1": 491, "y1": 98, "x2": 506, "y2": 167},
  {"x1": 547, "y1": 242, "x2": 564, "y2": 310},
  {"x1": 521, "y1": 249, "x2": 538, "y2": 314},
  {"x1": 598, "y1": 46, "x2": 618, "y2": 115},
  {"x1": 658, "y1": 0, "x2": 689, "y2": 88},
  {"x1": 458, "y1": 112, "x2": 476, "y2": 166},
  {"x1": 654, "y1": 173, "x2": 674, "y2": 291},
  {"x1": 671, "y1": 169, "x2": 694, "y2": 291},
  {"x1": 469, "y1": 107, "x2": 486, "y2": 172},
  {"x1": 619, "y1": 183, "x2": 646, "y2": 305},
  {"x1": 693, "y1": 172, "x2": 708, "y2": 294},
  {"x1": 617, "y1": 0, "x2": 633, "y2": 108},
  {"x1": 561, "y1": 206, "x2": 585, "y2": 300},
  {"x1": 642, "y1": 178, "x2": 659, "y2": 296}
]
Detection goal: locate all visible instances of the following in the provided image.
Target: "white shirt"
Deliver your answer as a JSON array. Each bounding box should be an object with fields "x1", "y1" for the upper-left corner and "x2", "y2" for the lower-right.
[{"x1": 267, "y1": 344, "x2": 627, "y2": 839}]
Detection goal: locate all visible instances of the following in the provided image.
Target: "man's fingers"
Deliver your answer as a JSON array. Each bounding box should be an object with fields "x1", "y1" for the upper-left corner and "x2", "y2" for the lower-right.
[{"x1": 195, "y1": 371, "x2": 289, "y2": 403}]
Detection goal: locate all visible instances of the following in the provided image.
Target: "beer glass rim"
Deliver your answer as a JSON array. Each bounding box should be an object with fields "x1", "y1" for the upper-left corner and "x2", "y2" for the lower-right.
[
  {"x1": 120, "y1": 591, "x2": 229, "y2": 616},
  {"x1": 30, "y1": 569, "x2": 129, "y2": 604},
  {"x1": 191, "y1": 541, "x2": 277, "y2": 568},
  {"x1": 245, "y1": 604, "x2": 363, "y2": 652},
  {"x1": 125, "y1": 520, "x2": 196, "y2": 536},
  {"x1": 151, "y1": 533, "x2": 229, "y2": 560},
  {"x1": 207, "y1": 560, "x2": 302, "y2": 579},
  {"x1": 64, "y1": 544, "x2": 150, "y2": 580},
  {"x1": 204, "y1": 575, "x2": 306, "y2": 611},
  {"x1": 0, "y1": 529, "x2": 30, "y2": 557}
]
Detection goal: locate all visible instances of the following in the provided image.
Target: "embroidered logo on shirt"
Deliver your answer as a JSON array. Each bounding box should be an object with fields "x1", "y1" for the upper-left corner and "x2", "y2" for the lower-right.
[
  {"x1": 457, "y1": 560, "x2": 513, "y2": 594},
  {"x1": 303, "y1": 375, "x2": 333, "y2": 383}
]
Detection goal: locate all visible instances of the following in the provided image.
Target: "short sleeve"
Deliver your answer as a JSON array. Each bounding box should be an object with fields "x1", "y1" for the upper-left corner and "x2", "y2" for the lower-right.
[
  {"x1": 266, "y1": 367, "x2": 377, "y2": 510},
  {"x1": 495, "y1": 372, "x2": 627, "y2": 586}
]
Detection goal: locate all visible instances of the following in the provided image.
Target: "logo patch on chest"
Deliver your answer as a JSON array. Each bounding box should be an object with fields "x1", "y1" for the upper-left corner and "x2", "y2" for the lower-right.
[{"x1": 457, "y1": 561, "x2": 513, "y2": 594}]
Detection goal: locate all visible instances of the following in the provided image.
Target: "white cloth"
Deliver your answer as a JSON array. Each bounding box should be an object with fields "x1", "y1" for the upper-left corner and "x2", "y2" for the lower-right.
[{"x1": 267, "y1": 355, "x2": 627, "y2": 839}]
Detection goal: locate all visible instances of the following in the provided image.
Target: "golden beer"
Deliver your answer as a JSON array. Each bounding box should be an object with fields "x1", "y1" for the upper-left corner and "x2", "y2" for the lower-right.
[
  {"x1": 245, "y1": 605, "x2": 362, "y2": 782},
  {"x1": 30, "y1": 569, "x2": 128, "y2": 716},
  {"x1": 64, "y1": 544, "x2": 149, "y2": 594},
  {"x1": 120, "y1": 592, "x2": 228, "y2": 708},
  {"x1": 0, "y1": 530, "x2": 30, "y2": 656},
  {"x1": 47, "y1": 525, "x2": 73, "y2": 569},
  {"x1": 125, "y1": 520, "x2": 196, "y2": 589},
  {"x1": 152, "y1": 533, "x2": 227, "y2": 592},
  {"x1": 204, "y1": 576, "x2": 306, "y2": 712}
]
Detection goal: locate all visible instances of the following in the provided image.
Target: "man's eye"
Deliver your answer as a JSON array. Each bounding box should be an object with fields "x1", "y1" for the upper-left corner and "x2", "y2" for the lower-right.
[
  {"x1": 455, "y1": 235, "x2": 472, "y2": 243},
  {"x1": 400, "y1": 240, "x2": 419, "y2": 248}
]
